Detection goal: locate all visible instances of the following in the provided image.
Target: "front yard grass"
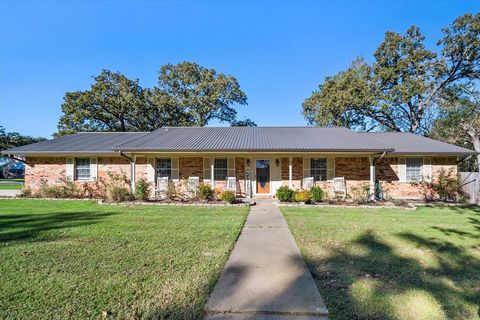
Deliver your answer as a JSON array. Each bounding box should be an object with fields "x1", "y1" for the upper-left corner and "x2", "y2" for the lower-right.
[
  {"x1": 282, "y1": 205, "x2": 480, "y2": 320},
  {"x1": 0, "y1": 200, "x2": 249, "y2": 319}
]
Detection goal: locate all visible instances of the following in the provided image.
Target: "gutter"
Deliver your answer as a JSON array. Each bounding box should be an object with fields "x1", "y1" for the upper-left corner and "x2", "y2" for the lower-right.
[{"x1": 2, "y1": 154, "x2": 26, "y2": 164}]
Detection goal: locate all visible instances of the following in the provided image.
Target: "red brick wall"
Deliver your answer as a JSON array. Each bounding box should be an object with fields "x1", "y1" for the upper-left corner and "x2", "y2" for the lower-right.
[
  {"x1": 25, "y1": 155, "x2": 459, "y2": 200},
  {"x1": 25, "y1": 157, "x2": 66, "y2": 190},
  {"x1": 179, "y1": 157, "x2": 203, "y2": 180},
  {"x1": 25, "y1": 156, "x2": 131, "y2": 192}
]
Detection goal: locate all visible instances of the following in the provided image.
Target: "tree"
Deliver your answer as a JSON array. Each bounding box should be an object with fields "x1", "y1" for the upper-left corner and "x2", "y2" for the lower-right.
[
  {"x1": 155, "y1": 61, "x2": 248, "y2": 126},
  {"x1": 230, "y1": 118, "x2": 257, "y2": 127},
  {"x1": 303, "y1": 13, "x2": 480, "y2": 135},
  {"x1": 431, "y1": 84, "x2": 480, "y2": 173},
  {"x1": 57, "y1": 70, "x2": 160, "y2": 136},
  {"x1": 0, "y1": 126, "x2": 46, "y2": 151},
  {"x1": 56, "y1": 62, "x2": 249, "y2": 136}
]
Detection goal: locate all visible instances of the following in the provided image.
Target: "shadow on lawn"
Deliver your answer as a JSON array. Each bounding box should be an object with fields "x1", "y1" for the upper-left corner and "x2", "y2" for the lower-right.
[
  {"x1": 0, "y1": 211, "x2": 113, "y2": 243},
  {"x1": 304, "y1": 229, "x2": 480, "y2": 320}
]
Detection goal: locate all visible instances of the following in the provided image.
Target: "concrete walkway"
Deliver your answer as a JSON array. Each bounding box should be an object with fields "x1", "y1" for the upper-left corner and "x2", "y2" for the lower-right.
[{"x1": 205, "y1": 200, "x2": 329, "y2": 320}]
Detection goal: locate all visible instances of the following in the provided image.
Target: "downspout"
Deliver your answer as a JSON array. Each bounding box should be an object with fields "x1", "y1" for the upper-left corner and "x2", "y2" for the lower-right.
[{"x1": 119, "y1": 151, "x2": 135, "y2": 192}]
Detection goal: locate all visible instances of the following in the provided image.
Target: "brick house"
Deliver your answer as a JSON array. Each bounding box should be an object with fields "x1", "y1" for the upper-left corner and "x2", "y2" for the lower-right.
[{"x1": 2, "y1": 127, "x2": 476, "y2": 199}]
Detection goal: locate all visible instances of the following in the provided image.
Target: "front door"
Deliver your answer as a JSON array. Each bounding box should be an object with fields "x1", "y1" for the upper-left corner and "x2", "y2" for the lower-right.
[{"x1": 256, "y1": 160, "x2": 270, "y2": 194}]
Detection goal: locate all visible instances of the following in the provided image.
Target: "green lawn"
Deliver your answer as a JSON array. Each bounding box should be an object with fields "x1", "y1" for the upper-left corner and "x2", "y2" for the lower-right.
[
  {"x1": 0, "y1": 178, "x2": 24, "y2": 189},
  {"x1": 0, "y1": 183, "x2": 23, "y2": 189},
  {"x1": 0, "y1": 200, "x2": 249, "y2": 320},
  {"x1": 282, "y1": 205, "x2": 480, "y2": 320}
]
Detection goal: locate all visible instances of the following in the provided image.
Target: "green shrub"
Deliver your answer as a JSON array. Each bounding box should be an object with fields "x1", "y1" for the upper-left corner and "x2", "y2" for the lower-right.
[
  {"x1": 220, "y1": 190, "x2": 236, "y2": 204},
  {"x1": 294, "y1": 190, "x2": 311, "y2": 203},
  {"x1": 134, "y1": 178, "x2": 150, "y2": 201},
  {"x1": 198, "y1": 184, "x2": 214, "y2": 201},
  {"x1": 434, "y1": 169, "x2": 460, "y2": 202},
  {"x1": 108, "y1": 186, "x2": 134, "y2": 202},
  {"x1": 165, "y1": 181, "x2": 178, "y2": 200},
  {"x1": 276, "y1": 186, "x2": 294, "y2": 202},
  {"x1": 310, "y1": 186, "x2": 324, "y2": 202}
]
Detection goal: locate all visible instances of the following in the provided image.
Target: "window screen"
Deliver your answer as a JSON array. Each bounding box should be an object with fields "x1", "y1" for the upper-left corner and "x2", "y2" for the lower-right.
[
  {"x1": 311, "y1": 158, "x2": 327, "y2": 181},
  {"x1": 75, "y1": 158, "x2": 90, "y2": 180},
  {"x1": 406, "y1": 158, "x2": 422, "y2": 181},
  {"x1": 214, "y1": 158, "x2": 228, "y2": 181}
]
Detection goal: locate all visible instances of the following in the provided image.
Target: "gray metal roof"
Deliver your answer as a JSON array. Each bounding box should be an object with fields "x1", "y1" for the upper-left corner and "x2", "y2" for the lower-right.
[
  {"x1": 1, "y1": 132, "x2": 148, "y2": 155},
  {"x1": 360, "y1": 132, "x2": 477, "y2": 155},
  {"x1": 113, "y1": 127, "x2": 394, "y2": 152},
  {"x1": 1, "y1": 127, "x2": 476, "y2": 155}
]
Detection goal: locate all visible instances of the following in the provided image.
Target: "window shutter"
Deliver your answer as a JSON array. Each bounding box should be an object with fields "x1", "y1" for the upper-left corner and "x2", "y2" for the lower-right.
[
  {"x1": 203, "y1": 157, "x2": 212, "y2": 181},
  {"x1": 327, "y1": 157, "x2": 335, "y2": 181},
  {"x1": 147, "y1": 158, "x2": 155, "y2": 183},
  {"x1": 227, "y1": 157, "x2": 235, "y2": 177},
  {"x1": 302, "y1": 157, "x2": 311, "y2": 188},
  {"x1": 66, "y1": 157, "x2": 74, "y2": 181},
  {"x1": 398, "y1": 157, "x2": 407, "y2": 182},
  {"x1": 171, "y1": 157, "x2": 179, "y2": 180},
  {"x1": 423, "y1": 157, "x2": 432, "y2": 182},
  {"x1": 303, "y1": 157, "x2": 311, "y2": 178},
  {"x1": 90, "y1": 157, "x2": 98, "y2": 181}
]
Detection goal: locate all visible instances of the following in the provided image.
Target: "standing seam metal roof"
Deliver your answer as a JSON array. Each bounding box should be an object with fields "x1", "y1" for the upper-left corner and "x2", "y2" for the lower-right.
[
  {"x1": 1, "y1": 127, "x2": 476, "y2": 155},
  {"x1": 113, "y1": 127, "x2": 394, "y2": 152}
]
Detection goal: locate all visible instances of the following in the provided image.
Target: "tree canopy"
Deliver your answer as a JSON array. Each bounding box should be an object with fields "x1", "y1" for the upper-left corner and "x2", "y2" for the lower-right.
[
  {"x1": 57, "y1": 62, "x2": 253, "y2": 136},
  {"x1": 0, "y1": 126, "x2": 46, "y2": 152},
  {"x1": 303, "y1": 13, "x2": 479, "y2": 135}
]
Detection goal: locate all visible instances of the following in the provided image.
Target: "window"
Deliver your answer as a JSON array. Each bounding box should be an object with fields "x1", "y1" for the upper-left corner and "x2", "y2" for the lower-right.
[
  {"x1": 406, "y1": 158, "x2": 422, "y2": 181},
  {"x1": 214, "y1": 158, "x2": 228, "y2": 181},
  {"x1": 311, "y1": 158, "x2": 327, "y2": 181},
  {"x1": 156, "y1": 158, "x2": 171, "y2": 179},
  {"x1": 75, "y1": 158, "x2": 90, "y2": 180}
]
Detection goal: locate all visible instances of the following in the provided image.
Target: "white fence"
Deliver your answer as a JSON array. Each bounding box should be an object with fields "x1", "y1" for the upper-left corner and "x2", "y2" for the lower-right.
[{"x1": 459, "y1": 172, "x2": 480, "y2": 204}]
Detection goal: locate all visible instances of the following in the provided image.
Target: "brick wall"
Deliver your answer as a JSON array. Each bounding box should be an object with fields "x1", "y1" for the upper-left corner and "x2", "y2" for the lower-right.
[
  {"x1": 25, "y1": 155, "x2": 459, "y2": 200},
  {"x1": 25, "y1": 157, "x2": 66, "y2": 190},
  {"x1": 25, "y1": 156, "x2": 131, "y2": 192},
  {"x1": 179, "y1": 157, "x2": 203, "y2": 180},
  {"x1": 135, "y1": 156, "x2": 148, "y2": 181}
]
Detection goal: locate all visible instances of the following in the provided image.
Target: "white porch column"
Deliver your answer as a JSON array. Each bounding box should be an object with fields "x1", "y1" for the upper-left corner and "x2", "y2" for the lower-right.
[
  {"x1": 130, "y1": 155, "x2": 136, "y2": 192},
  {"x1": 288, "y1": 156, "x2": 293, "y2": 188},
  {"x1": 369, "y1": 156, "x2": 375, "y2": 201},
  {"x1": 211, "y1": 159, "x2": 215, "y2": 187}
]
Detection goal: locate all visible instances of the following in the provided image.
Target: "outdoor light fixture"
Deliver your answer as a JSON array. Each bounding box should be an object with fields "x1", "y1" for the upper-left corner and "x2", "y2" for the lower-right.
[
  {"x1": 246, "y1": 159, "x2": 251, "y2": 166},
  {"x1": 276, "y1": 159, "x2": 280, "y2": 167}
]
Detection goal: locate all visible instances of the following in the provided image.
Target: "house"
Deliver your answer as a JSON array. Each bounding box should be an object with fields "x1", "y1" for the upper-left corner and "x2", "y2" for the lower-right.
[{"x1": 1, "y1": 127, "x2": 476, "y2": 199}]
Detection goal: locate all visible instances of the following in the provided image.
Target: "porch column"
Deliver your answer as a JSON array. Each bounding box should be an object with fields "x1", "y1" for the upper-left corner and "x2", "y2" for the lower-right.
[
  {"x1": 369, "y1": 156, "x2": 375, "y2": 201},
  {"x1": 211, "y1": 159, "x2": 215, "y2": 187},
  {"x1": 130, "y1": 155, "x2": 136, "y2": 192},
  {"x1": 288, "y1": 156, "x2": 293, "y2": 188}
]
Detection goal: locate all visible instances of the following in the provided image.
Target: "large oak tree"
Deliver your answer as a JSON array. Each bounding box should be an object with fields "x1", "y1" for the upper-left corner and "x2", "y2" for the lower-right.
[
  {"x1": 303, "y1": 13, "x2": 479, "y2": 135},
  {"x1": 57, "y1": 62, "x2": 251, "y2": 136}
]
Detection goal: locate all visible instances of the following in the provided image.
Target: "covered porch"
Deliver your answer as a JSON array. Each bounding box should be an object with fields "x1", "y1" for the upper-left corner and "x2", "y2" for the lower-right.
[{"x1": 127, "y1": 153, "x2": 382, "y2": 199}]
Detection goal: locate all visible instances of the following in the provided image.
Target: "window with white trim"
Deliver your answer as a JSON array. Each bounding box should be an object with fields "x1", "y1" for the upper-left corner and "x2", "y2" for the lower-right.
[
  {"x1": 214, "y1": 158, "x2": 228, "y2": 181},
  {"x1": 406, "y1": 158, "x2": 422, "y2": 181},
  {"x1": 311, "y1": 158, "x2": 327, "y2": 181},
  {"x1": 75, "y1": 158, "x2": 90, "y2": 180},
  {"x1": 156, "y1": 158, "x2": 171, "y2": 179}
]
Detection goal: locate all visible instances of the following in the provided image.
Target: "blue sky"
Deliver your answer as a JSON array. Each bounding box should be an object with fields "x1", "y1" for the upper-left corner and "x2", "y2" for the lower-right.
[{"x1": 1, "y1": 1, "x2": 478, "y2": 138}]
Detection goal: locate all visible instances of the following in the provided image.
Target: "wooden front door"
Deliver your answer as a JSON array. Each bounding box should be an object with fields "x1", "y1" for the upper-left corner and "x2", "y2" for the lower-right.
[{"x1": 256, "y1": 160, "x2": 270, "y2": 194}]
